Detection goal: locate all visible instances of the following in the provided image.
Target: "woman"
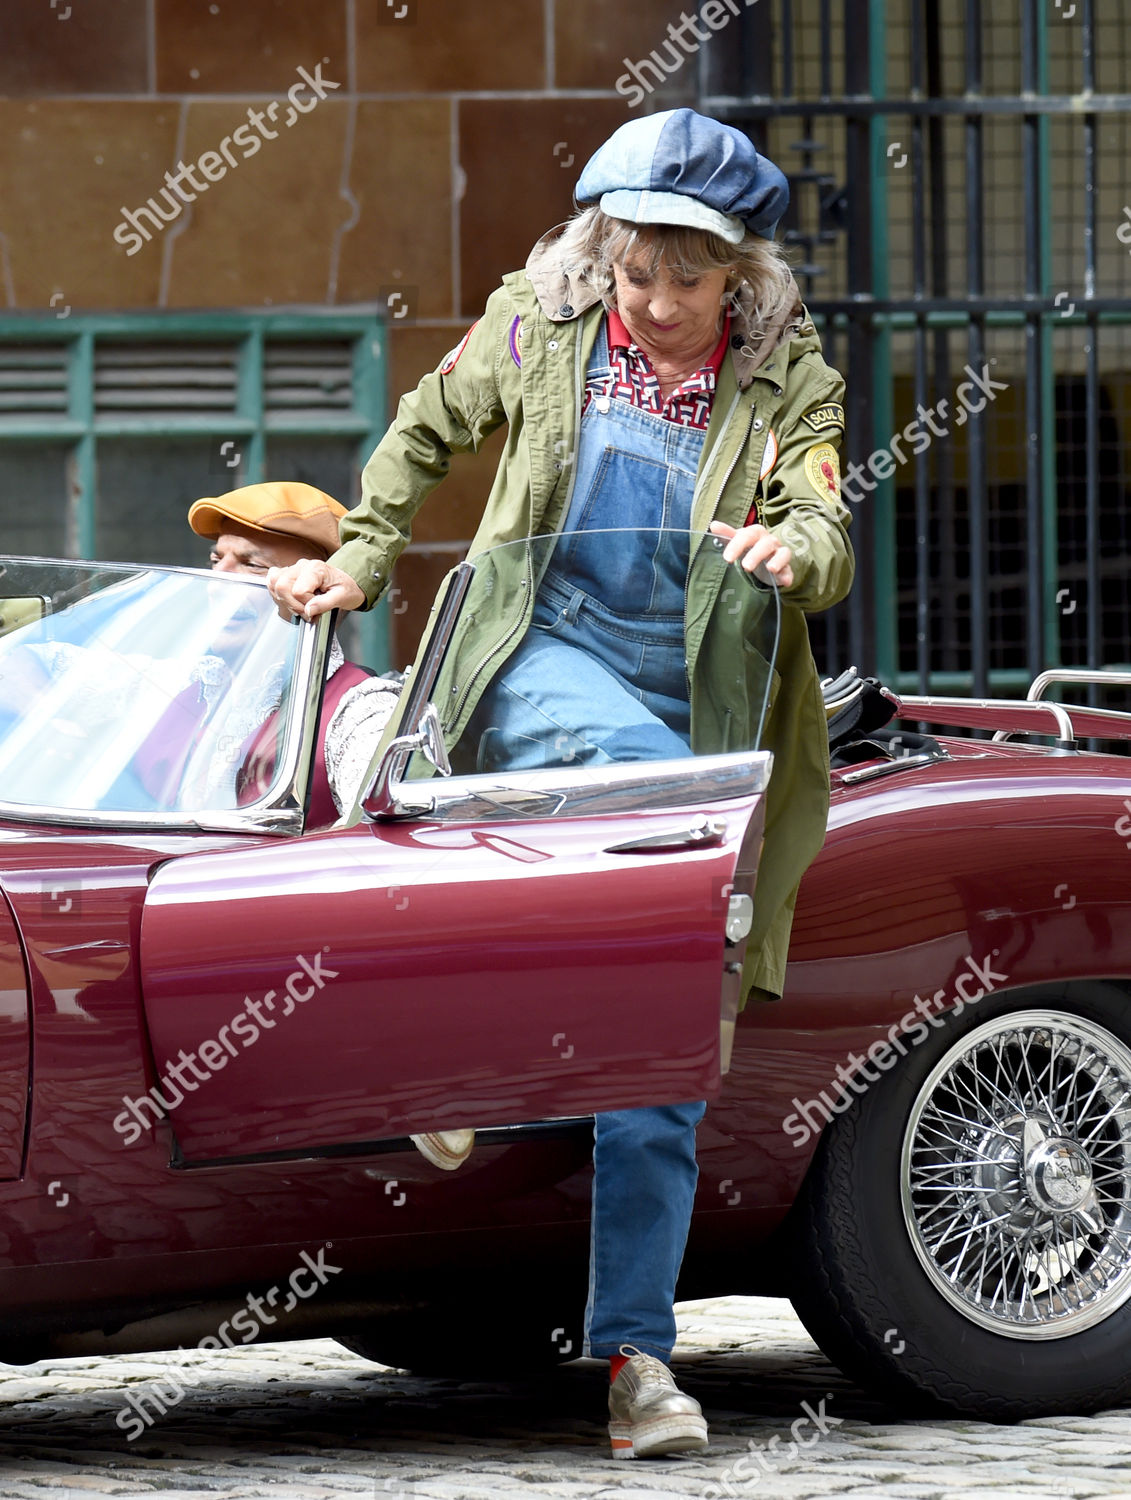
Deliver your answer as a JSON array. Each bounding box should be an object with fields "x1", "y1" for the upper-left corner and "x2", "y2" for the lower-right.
[{"x1": 269, "y1": 108, "x2": 854, "y2": 1460}]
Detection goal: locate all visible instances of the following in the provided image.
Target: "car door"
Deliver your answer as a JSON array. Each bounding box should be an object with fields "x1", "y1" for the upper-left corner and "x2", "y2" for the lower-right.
[
  {"x1": 137, "y1": 750, "x2": 768, "y2": 1163},
  {"x1": 0, "y1": 888, "x2": 29, "y2": 1179}
]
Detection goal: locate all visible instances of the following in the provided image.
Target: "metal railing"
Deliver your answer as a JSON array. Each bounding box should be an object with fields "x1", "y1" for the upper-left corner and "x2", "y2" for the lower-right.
[
  {"x1": 701, "y1": 0, "x2": 1131, "y2": 724},
  {"x1": 0, "y1": 310, "x2": 390, "y2": 668}
]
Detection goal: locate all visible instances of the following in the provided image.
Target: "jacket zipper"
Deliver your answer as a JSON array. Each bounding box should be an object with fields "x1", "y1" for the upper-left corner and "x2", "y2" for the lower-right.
[
  {"x1": 683, "y1": 398, "x2": 759, "y2": 704},
  {"x1": 714, "y1": 400, "x2": 758, "y2": 518},
  {"x1": 447, "y1": 325, "x2": 587, "y2": 732},
  {"x1": 691, "y1": 387, "x2": 743, "y2": 528},
  {"x1": 685, "y1": 385, "x2": 743, "y2": 614}
]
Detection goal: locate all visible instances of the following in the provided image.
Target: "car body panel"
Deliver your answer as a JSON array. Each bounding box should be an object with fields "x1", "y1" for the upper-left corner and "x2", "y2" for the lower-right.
[
  {"x1": 714, "y1": 742, "x2": 1131, "y2": 1223},
  {"x1": 138, "y1": 786, "x2": 764, "y2": 1162}
]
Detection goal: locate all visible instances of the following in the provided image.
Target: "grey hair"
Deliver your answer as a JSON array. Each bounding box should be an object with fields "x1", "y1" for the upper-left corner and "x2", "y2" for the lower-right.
[{"x1": 554, "y1": 205, "x2": 798, "y2": 343}]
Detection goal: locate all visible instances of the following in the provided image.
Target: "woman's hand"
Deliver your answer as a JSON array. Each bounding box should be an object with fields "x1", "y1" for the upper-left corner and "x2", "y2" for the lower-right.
[
  {"x1": 710, "y1": 521, "x2": 794, "y2": 590},
  {"x1": 266, "y1": 561, "x2": 366, "y2": 621}
]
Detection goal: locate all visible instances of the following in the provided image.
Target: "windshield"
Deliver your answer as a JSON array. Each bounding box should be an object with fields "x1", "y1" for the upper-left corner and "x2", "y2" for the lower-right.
[
  {"x1": 0, "y1": 559, "x2": 308, "y2": 826},
  {"x1": 402, "y1": 526, "x2": 781, "y2": 780}
]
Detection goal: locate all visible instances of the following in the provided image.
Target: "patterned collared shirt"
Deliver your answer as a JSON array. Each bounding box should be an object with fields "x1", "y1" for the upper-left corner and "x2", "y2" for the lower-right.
[{"x1": 583, "y1": 309, "x2": 731, "y2": 432}]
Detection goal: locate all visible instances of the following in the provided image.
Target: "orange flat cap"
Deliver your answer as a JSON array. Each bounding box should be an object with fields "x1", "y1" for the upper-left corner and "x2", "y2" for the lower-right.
[{"x1": 188, "y1": 481, "x2": 346, "y2": 559}]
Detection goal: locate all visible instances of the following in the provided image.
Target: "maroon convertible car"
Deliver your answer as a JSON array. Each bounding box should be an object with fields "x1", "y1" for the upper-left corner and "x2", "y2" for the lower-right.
[{"x1": 1, "y1": 531, "x2": 1130, "y2": 1424}]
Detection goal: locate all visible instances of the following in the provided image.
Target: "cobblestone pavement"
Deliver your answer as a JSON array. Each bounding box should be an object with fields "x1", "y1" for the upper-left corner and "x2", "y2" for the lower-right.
[{"x1": 0, "y1": 1296, "x2": 1128, "y2": 1500}]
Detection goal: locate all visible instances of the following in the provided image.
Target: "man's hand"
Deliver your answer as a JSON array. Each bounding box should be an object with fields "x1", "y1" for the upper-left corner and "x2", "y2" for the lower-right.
[
  {"x1": 266, "y1": 561, "x2": 366, "y2": 621},
  {"x1": 709, "y1": 521, "x2": 794, "y2": 590}
]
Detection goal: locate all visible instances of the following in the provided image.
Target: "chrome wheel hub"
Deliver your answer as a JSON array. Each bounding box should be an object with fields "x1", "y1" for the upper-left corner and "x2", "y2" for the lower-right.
[
  {"x1": 1024, "y1": 1135, "x2": 1093, "y2": 1213},
  {"x1": 900, "y1": 1010, "x2": 1131, "y2": 1340}
]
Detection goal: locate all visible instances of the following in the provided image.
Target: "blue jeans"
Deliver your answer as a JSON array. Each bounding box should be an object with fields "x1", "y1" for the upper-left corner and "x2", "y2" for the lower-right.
[{"x1": 584, "y1": 1099, "x2": 708, "y2": 1361}]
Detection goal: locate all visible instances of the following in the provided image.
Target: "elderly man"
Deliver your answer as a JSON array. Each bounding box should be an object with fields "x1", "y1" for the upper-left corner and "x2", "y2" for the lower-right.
[{"x1": 188, "y1": 481, "x2": 401, "y2": 826}]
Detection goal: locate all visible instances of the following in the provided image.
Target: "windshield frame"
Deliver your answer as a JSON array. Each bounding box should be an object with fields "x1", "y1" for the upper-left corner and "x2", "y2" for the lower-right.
[{"x1": 0, "y1": 557, "x2": 331, "y2": 837}]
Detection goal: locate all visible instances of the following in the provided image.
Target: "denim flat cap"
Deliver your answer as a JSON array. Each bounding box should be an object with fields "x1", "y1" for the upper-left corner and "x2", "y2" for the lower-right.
[{"x1": 576, "y1": 108, "x2": 789, "y2": 244}]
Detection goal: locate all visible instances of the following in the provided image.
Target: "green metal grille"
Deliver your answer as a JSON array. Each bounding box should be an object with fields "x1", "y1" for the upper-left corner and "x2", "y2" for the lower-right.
[
  {"x1": 702, "y1": 0, "x2": 1131, "y2": 717},
  {"x1": 0, "y1": 312, "x2": 389, "y2": 669}
]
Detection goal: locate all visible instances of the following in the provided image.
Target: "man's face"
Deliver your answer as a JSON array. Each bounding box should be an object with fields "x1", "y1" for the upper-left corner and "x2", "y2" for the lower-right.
[
  {"x1": 208, "y1": 521, "x2": 314, "y2": 577},
  {"x1": 206, "y1": 522, "x2": 320, "y2": 657}
]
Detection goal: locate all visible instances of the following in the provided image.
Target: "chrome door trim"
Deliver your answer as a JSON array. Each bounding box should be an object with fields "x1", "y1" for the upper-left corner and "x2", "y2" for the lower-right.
[{"x1": 381, "y1": 749, "x2": 773, "y2": 824}]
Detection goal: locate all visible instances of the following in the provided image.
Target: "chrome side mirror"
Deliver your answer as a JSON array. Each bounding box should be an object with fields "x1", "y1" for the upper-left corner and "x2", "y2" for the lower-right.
[
  {"x1": 414, "y1": 701, "x2": 453, "y2": 777},
  {"x1": 364, "y1": 701, "x2": 451, "y2": 818}
]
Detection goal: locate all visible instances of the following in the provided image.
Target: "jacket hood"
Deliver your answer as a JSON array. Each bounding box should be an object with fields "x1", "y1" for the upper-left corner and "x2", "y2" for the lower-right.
[{"x1": 521, "y1": 223, "x2": 816, "y2": 388}]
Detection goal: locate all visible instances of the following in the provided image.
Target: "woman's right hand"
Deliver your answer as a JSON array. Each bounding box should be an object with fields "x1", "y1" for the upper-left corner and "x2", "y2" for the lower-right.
[
  {"x1": 709, "y1": 521, "x2": 794, "y2": 589},
  {"x1": 266, "y1": 561, "x2": 366, "y2": 621}
]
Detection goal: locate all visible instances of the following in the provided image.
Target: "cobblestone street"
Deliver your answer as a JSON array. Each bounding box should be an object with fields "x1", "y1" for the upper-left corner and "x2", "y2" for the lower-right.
[{"x1": 0, "y1": 1296, "x2": 1127, "y2": 1499}]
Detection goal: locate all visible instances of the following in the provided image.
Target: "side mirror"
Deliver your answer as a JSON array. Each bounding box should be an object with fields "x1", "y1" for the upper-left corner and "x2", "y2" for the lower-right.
[
  {"x1": 364, "y1": 701, "x2": 452, "y2": 818},
  {"x1": 415, "y1": 701, "x2": 453, "y2": 777},
  {"x1": 359, "y1": 560, "x2": 474, "y2": 821}
]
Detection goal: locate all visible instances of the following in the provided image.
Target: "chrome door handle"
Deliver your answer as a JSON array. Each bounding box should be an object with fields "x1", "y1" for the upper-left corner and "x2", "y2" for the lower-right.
[
  {"x1": 606, "y1": 816, "x2": 727, "y2": 854},
  {"x1": 840, "y1": 750, "x2": 947, "y2": 785}
]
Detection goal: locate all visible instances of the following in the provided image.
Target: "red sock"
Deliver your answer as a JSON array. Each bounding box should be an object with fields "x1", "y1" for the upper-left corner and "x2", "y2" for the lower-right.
[{"x1": 609, "y1": 1353, "x2": 629, "y2": 1382}]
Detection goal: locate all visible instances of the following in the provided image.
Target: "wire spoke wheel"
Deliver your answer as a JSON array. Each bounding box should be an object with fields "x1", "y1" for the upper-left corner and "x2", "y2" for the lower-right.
[{"x1": 901, "y1": 1009, "x2": 1131, "y2": 1340}]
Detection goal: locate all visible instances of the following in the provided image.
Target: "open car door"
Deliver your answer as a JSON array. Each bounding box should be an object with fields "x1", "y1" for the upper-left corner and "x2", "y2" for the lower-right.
[
  {"x1": 139, "y1": 750, "x2": 767, "y2": 1162},
  {"x1": 138, "y1": 529, "x2": 777, "y2": 1164}
]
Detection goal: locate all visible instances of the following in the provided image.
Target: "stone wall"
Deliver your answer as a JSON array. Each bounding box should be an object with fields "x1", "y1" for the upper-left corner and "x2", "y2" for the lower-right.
[{"x1": 1, "y1": 0, "x2": 699, "y2": 651}]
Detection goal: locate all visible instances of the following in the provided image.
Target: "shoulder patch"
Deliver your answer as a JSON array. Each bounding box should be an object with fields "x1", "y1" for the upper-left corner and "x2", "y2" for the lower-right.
[
  {"x1": 439, "y1": 320, "x2": 479, "y2": 376},
  {"x1": 804, "y1": 442, "x2": 841, "y2": 505},
  {"x1": 801, "y1": 402, "x2": 845, "y2": 433}
]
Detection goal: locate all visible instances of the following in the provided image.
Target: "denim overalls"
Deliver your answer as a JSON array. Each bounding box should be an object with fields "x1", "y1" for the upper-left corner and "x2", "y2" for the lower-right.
[
  {"x1": 468, "y1": 320, "x2": 703, "y2": 769},
  {"x1": 470, "y1": 318, "x2": 710, "y2": 1363}
]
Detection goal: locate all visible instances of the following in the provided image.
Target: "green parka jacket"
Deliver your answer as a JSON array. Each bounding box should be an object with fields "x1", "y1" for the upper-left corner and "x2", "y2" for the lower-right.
[{"x1": 333, "y1": 230, "x2": 855, "y2": 999}]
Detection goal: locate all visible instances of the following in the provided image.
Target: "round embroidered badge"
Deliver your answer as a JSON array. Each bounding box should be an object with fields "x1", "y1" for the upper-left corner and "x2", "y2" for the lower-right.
[
  {"x1": 804, "y1": 442, "x2": 841, "y2": 503},
  {"x1": 758, "y1": 429, "x2": 779, "y2": 482}
]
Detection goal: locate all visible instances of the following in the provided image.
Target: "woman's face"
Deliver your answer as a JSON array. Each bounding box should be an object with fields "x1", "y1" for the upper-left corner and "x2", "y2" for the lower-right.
[{"x1": 612, "y1": 255, "x2": 732, "y2": 363}]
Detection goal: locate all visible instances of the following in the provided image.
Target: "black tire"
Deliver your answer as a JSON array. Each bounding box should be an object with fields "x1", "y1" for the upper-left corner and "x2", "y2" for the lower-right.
[
  {"x1": 338, "y1": 1299, "x2": 583, "y2": 1377},
  {"x1": 782, "y1": 981, "x2": 1131, "y2": 1419}
]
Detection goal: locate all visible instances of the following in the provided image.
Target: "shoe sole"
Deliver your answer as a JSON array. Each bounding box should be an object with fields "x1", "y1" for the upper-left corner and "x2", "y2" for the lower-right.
[
  {"x1": 609, "y1": 1414, "x2": 709, "y2": 1459},
  {"x1": 409, "y1": 1134, "x2": 473, "y2": 1171}
]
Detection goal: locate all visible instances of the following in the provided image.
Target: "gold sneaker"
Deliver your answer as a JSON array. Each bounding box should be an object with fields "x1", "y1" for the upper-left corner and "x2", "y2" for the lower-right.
[
  {"x1": 410, "y1": 1129, "x2": 475, "y2": 1171},
  {"x1": 607, "y1": 1347, "x2": 708, "y2": 1459}
]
